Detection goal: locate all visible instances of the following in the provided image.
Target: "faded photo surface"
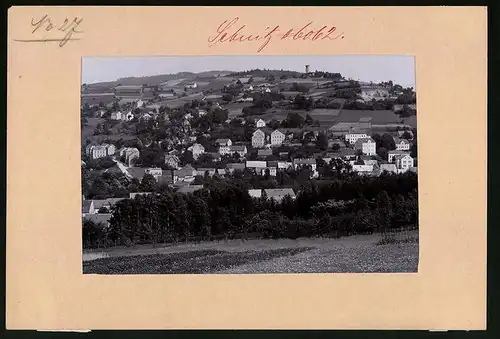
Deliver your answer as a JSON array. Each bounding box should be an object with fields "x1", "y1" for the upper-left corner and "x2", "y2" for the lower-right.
[{"x1": 81, "y1": 55, "x2": 419, "y2": 274}]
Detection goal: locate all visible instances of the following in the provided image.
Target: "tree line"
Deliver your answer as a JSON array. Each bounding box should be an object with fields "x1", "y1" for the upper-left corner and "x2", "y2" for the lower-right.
[{"x1": 83, "y1": 172, "x2": 418, "y2": 248}]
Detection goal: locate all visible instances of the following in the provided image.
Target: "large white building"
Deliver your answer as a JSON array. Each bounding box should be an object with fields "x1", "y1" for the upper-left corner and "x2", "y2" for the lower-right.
[
  {"x1": 246, "y1": 161, "x2": 267, "y2": 173},
  {"x1": 388, "y1": 150, "x2": 410, "y2": 163},
  {"x1": 86, "y1": 143, "x2": 116, "y2": 160},
  {"x1": 352, "y1": 164, "x2": 375, "y2": 176},
  {"x1": 216, "y1": 139, "x2": 233, "y2": 155},
  {"x1": 111, "y1": 111, "x2": 122, "y2": 120},
  {"x1": 345, "y1": 133, "x2": 368, "y2": 144},
  {"x1": 120, "y1": 147, "x2": 140, "y2": 165},
  {"x1": 270, "y1": 130, "x2": 286, "y2": 146},
  {"x1": 252, "y1": 129, "x2": 266, "y2": 148},
  {"x1": 394, "y1": 137, "x2": 411, "y2": 151},
  {"x1": 395, "y1": 154, "x2": 414, "y2": 173},
  {"x1": 354, "y1": 137, "x2": 377, "y2": 156}
]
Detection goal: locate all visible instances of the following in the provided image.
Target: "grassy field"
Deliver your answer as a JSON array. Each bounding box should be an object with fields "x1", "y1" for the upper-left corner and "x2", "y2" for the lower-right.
[
  {"x1": 83, "y1": 232, "x2": 419, "y2": 274},
  {"x1": 336, "y1": 109, "x2": 402, "y2": 124}
]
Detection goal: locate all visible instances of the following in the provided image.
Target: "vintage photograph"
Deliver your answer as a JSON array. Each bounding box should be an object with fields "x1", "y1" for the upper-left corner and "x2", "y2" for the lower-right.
[{"x1": 81, "y1": 55, "x2": 418, "y2": 274}]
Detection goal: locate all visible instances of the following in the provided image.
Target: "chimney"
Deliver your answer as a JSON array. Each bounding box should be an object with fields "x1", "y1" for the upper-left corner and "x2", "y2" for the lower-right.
[{"x1": 305, "y1": 65, "x2": 310, "y2": 73}]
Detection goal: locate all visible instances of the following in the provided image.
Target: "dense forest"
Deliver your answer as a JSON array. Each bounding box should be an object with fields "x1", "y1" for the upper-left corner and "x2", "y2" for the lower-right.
[{"x1": 83, "y1": 172, "x2": 418, "y2": 249}]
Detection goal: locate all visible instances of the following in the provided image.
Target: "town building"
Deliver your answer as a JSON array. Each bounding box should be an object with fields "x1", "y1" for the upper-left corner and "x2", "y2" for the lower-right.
[
  {"x1": 206, "y1": 152, "x2": 222, "y2": 162},
  {"x1": 388, "y1": 150, "x2": 411, "y2": 163},
  {"x1": 216, "y1": 139, "x2": 233, "y2": 155},
  {"x1": 111, "y1": 111, "x2": 122, "y2": 120},
  {"x1": 354, "y1": 137, "x2": 377, "y2": 156},
  {"x1": 121, "y1": 111, "x2": 134, "y2": 122},
  {"x1": 395, "y1": 154, "x2": 414, "y2": 173},
  {"x1": 352, "y1": 164, "x2": 375, "y2": 176},
  {"x1": 252, "y1": 129, "x2": 266, "y2": 148},
  {"x1": 164, "y1": 154, "x2": 180, "y2": 169},
  {"x1": 380, "y1": 163, "x2": 398, "y2": 174},
  {"x1": 270, "y1": 130, "x2": 286, "y2": 146},
  {"x1": 229, "y1": 145, "x2": 248, "y2": 157},
  {"x1": 145, "y1": 167, "x2": 163, "y2": 180},
  {"x1": 120, "y1": 147, "x2": 140, "y2": 166},
  {"x1": 345, "y1": 133, "x2": 368, "y2": 144},
  {"x1": 82, "y1": 200, "x2": 95, "y2": 216},
  {"x1": 248, "y1": 189, "x2": 262, "y2": 198},
  {"x1": 196, "y1": 168, "x2": 217, "y2": 177},
  {"x1": 394, "y1": 137, "x2": 411, "y2": 151},
  {"x1": 293, "y1": 158, "x2": 317, "y2": 171},
  {"x1": 86, "y1": 143, "x2": 115, "y2": 160},
  {"x1": 257, "y1": 149, "x2": 273, "y2": 158},
  {"x1": 255, "y1": 119, "x2": 266, "y2": 128},
  {"x1": 261, "y1": 167, "x2": 277, "y2": 176},
  {"x1": 277, "y1": 161, "x2": 293, "y2": 170},
  {"x1": 264, "y1": 188, "x2": 296, "y2": 202},
  {"x1": 226, "y1": 163, "x2": 246, "y2": 173},
  {"x1": 246, "y1": 161, "x2": 267, "y2": 173},
  {"x1": 188, "y1": 143, "x2": 205, "y2": 160},
  {"x1": 173, "y1": 165, "x2": 196, "y2": 183}
]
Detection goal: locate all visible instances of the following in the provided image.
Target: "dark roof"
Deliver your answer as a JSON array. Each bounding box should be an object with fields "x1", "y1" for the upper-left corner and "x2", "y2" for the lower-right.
[
  {"x1": 230, "y1": 145, "x2": 247, "y2": 152},
  {"x1": 104, "y1": 198, "x2": 126, "y2": 206},
  {"x1": 83, "y1": 214, "x2": 111, "y2": 227},
  {"x1": 82, "y1": 200, "x2": 93, "y2": 213},
  {"x1": 264, "y1": 188, "x2": 296, "y2": 198},
  {"x1": 158, "y1": 171, "x2": 173, "y2": 185},
  {"x1": 127, "y1": 167, "x2": 147, "y2": 180},
  {"x1": 354, "y1": 137, "x2": 375, "y2": 148},
  {"x1": 206, "y1": 152, "x2": 221, "y2": 159},
  {"x1": 258, "y1": 149, "x2": 273, "y2": 156},
  {"x1": 226, "y1": 163, "x2": 246, "y2": 170},
  {"x1": 215, "y1": 138, "x2": 231, "y2": 144},
  {"x1": 92, "y1": 199, "x2": 106, "y2": 210},
  {"x1": 294, "y1": 158, "x2": 317, "y2": 165},
  {"x1": 174, "y1": 165, "x2": 196, "y2": 178}
]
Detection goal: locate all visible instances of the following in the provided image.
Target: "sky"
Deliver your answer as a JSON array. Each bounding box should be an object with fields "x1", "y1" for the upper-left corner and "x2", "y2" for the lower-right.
[{"x1": 82, "y1": 55, "x2": 416, "y2": 88}]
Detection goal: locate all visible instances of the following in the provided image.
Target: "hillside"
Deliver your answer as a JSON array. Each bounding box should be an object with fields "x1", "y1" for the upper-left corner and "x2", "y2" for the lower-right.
[{"x1": 86, "y1": 70, "x2": 234, "y2": 88}]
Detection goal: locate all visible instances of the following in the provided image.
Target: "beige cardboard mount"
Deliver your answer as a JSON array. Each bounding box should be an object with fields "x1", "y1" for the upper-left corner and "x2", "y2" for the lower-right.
[{"x1": 7, "y1": 6, "x2": 487, "y2": 330}]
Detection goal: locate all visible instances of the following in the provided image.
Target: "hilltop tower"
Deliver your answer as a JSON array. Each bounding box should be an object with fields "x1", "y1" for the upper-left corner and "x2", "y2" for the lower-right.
[{"x1": 305, "y1": 65, "x2": 310, "y2": 73}]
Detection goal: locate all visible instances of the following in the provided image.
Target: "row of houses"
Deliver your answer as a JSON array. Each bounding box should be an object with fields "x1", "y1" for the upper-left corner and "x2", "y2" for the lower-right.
[
  {"x1": 110, "y1": 109, "x2": 162, "y2": 122},
  {"x1": 345, "y1": 132, "x2": 411, "y2": 151},
  {"x1": 252, "y1": 129, "x2": 286, "y2": 148},
  {"x1": 85, "y1": 144, "x2": 140, "y2": 163}
]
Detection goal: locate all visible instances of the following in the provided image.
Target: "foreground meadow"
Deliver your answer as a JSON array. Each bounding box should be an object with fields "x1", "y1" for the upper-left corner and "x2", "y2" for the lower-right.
[{"x1": 83, "y1": 231, "x2": 418, "y2": 274}]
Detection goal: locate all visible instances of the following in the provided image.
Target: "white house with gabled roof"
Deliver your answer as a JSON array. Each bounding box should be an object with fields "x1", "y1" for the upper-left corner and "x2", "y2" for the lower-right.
[
  {"x1": 354, "y1": 137, "x2": 377, "y2": 156},
  {"x1": 252, "y1": 129, "x2": 266, "y2": 148},
  {"x1": 270, "y1": 129, "x2": 286, "y2": 146},
  {"x1": 255, "y1": 119, "x2": 266, "y2": 128}
]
